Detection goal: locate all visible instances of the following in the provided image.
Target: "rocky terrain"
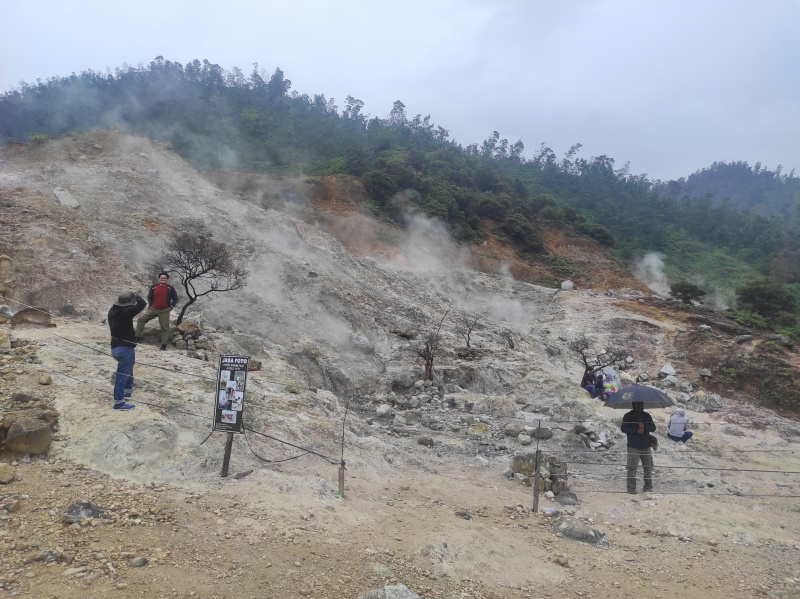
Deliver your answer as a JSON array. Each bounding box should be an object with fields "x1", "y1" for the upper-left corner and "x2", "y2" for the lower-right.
[{"x1": 0, "y1": 130, "x2": 799, "y2": 599}]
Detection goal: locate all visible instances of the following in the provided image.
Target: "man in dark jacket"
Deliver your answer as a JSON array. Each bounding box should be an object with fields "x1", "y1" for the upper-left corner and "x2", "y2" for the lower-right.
[
  {"x1": 108, "y1": 291, "x2": 146, "y2": 410},
  {"x1": 581, "y1": 369, "x2": 597, "y2": 398},
  {"x1": 621, "y1": 401, "x2": 656, "y2": 493},
  {"x1": 135, "y1": 272, "x2": 179, "y2": 350}
]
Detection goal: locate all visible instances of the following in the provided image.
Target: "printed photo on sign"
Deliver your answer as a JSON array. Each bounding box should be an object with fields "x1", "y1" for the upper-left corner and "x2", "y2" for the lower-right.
[
  {"x1": 221, "y1": 410, "x2": 237, "y2": 424},
  {"x1": 219, "y1": 370, "x2": 231, "y2": 390}
]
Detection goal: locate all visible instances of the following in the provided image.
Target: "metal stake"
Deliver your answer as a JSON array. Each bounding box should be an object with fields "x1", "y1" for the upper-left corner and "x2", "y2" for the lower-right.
[
  {"x1": 220, "y1": 432, "x2": 234, "y2": 477},
  {"x1": 532, "y1": 421, "x2": 542, "y2": 512}
]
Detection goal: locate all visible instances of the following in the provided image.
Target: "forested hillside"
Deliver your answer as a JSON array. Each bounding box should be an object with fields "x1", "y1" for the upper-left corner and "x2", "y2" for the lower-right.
[
  {"x1": 677, "y1": 161, "x2": 800, "y2": 218},
  {"x1": 2, "y1": 56, "x2": 799, "y2": 313}
]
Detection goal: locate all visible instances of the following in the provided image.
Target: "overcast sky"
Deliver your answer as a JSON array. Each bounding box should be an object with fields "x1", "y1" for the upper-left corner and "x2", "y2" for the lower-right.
[{"x1": 2, "y1": 0, "x2": 799, "y2": 181}]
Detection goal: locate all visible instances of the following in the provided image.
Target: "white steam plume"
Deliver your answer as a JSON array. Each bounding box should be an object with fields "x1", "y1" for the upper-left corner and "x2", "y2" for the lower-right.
[{"x1": 633, "y1": 253, "x2": 669, "y2": 295}]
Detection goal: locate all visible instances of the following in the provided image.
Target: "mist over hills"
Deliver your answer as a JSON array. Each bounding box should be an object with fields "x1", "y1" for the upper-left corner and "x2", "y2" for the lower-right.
[{"x1": 2, "y1": 57, "x2": 799, "y2": 311}]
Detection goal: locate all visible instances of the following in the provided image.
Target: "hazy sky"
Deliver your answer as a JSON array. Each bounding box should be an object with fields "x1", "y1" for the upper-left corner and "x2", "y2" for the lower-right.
[{"x1": 3, "y1": 0, "x2": 799, "y2": 181}]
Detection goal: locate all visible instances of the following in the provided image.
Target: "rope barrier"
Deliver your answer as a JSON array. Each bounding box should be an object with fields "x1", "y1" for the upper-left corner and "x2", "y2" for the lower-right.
[
  {"x1": 565, "y1": 488, "x2": 800, "y2": 498},
  {"x1": 26, "y1": 332, "x2": 326, "y2": 415},
  {"x1": 556, "y1": 462, "x2": 800, "y2": 474},
  {"x1": 40, "y1": 365, "x2": 341, "y2": 467},
  {"x1": 3, "y1": 296, "x2": 319, "y2": 392},
  {"x1": 5, "y1": 294, "x2": 800, "y2": 497}
]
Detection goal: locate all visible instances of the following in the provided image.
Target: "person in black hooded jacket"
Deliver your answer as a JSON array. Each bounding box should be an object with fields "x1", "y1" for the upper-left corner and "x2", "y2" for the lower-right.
[
  {"x1": 108, "y1": 291, "x2": 146, "y2": 410},
  {"x1": 621, "y1": 401, "x2": 656, "y2": 493}
]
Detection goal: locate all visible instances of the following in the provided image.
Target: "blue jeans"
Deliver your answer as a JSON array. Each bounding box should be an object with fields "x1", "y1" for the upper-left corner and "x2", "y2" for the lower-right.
[
  {"x1": 668, "y1": 431, "x2": 693, "y2": 443},
  {"x1": 584, "y1": 384, "x2": 597, "y2": 398},
  {"x1": 112, "y1": 346, "x2": 135, "y2": 405}
]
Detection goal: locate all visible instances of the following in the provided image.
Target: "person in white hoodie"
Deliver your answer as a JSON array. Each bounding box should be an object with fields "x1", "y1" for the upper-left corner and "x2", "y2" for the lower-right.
[{"x1": 667, "y1": 408, "x2": 693, "y2": 443}]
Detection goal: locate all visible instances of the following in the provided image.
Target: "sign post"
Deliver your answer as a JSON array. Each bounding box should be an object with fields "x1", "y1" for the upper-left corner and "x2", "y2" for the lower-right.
[{"x1": 213, "y1": 355, "x2": 250, "y2": 477}]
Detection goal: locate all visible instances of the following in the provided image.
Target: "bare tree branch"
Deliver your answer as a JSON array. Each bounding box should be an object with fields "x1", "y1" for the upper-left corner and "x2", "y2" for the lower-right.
[
  {"x1": 374, "y1": 348, "x2": 403, "y2": 374},
  {"x1": 414, "y1": 310, "x2": 450, "y2": 381},
  {"x1": 454, "y1": 312, "x2": 481, "y2": 348},
  {"x1": 499, "y1": 328, "x2": 515, "y2": 349},
  {"x1": 155, "y1": 225, "x2": 249, "y2": 324},
  {"x1": 566, "y1": 332, "x2": 628, "y2": 371}
]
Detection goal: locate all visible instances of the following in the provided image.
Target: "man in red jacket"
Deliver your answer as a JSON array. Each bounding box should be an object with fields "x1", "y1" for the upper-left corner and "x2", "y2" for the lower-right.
[{"x1": 135, "y1": 272, "x2": 179, "y2": 350}]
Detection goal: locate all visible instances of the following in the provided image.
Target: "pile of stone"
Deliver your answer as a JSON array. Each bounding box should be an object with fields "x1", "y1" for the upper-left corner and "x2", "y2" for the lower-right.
[
  {"x1": 573, "y1": 423, "x2": 616, "y2": 449},
  {"x1": 503, "y1": 421, "x2": 553, "y2": 446},
  {"x1": 171, "y1": 321, "x2": 210, "y2": 357},
  {"x1": 506, "y1": 451, "x2": 571, "y2": 494},
  {"x1": 650, "y1": 363, "x2": 724, "y2": 412}
]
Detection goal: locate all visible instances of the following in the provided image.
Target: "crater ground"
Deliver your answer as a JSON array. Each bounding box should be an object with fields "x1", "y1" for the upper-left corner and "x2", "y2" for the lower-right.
[{"x1": 1, "y1": 132, "x2": 799, "y2": 598}]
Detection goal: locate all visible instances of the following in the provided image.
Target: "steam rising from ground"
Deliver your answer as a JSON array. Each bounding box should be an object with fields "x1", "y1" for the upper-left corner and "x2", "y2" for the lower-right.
[
  {"x1": 633, "y1": 253, "x2": 669, "y2": 295},
  {"x1": 393, "y1": 213, "x2": 471, "y2": 274}
]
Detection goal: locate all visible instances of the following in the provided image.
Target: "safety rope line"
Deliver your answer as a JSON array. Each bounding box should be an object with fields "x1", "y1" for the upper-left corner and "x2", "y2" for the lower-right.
[
  {"x1": 43, "y1": 366, "x2": 340, "y2": 466},
  {"x1": 40, "y1": 329, "x2": 318, "y2": 392},
  {"x1": 242, "y1": 426, "x2": 310, "y2": 464},
  {"x1": 241, "y1": 425, "x2": 338, "y2": 465},
  {"x1": 21, "y1": 365, "x2": 800, "y2": 489},
  {"x1": 566, "y1": 486, "x2": 800, "y2": 498},
  {"x1": 22, "y1": 329, "x2": 328, "y2": 415},
  {"x1": 6, "y1": 297, "x2": 800, "y2": 483},
  {"x1": 4, "y1": 296, "x2": 319, "y2": 391},
  {"x1": 559, "y1": 462, "x2": 800, "y2": 474}
]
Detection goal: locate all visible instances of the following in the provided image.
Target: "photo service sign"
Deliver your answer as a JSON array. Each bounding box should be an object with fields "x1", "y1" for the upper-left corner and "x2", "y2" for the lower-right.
[{"x1": 213, "y1": 355, "x2": 250, "y2": 433}]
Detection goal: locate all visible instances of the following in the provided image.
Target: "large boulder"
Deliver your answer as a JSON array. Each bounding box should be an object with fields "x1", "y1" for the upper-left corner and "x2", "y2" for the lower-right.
[
  {"x1": 658, "y1": 363, "x2": 676, "y2": 378},
  {"x1": 767, "y1": 334, "x2": 793, "y2": 348},
  {"x1": 11, "y1": 308, "x2": 53, "y2": 327},
  {"x1": 349, "y1": 331, "x2": 374, "y2": 354},
  {"x1": 4, "y1": 419, "x2": 53, "y2": 454},
  {"x1": 552, "y1": 518, "x2": 609, "y2": 546},
  {"x1": 532, "y1": 426, "x2": 553, "y2": 440},
  {"x1": 696, "y1": 393, "x2": 724, "y2": 412},
  {"x1": 53, "y1": 187, "x2": 79, "y2": 207}
]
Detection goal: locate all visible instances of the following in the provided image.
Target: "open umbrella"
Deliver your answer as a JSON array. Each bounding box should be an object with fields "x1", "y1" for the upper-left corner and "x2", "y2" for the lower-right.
[{"x1": 603, "y1": 385, "x2": 675, "y2": 410}]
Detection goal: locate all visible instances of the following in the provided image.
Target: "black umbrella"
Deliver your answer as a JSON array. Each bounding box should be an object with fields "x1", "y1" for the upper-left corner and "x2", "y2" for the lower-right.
[{"x1": 603, "y1": 385, "x2": 675, "y2": 409}]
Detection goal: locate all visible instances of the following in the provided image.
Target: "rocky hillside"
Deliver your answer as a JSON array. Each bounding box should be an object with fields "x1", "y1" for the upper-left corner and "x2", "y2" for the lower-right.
[{"x1": 0, "y1": 131, "x2": 799, "y2": 598}]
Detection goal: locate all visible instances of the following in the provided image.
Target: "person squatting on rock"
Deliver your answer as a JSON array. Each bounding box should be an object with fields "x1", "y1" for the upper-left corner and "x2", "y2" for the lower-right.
[
  {"x1": 581, "y1": 369, "x2": 598, "y2": 398},
  {"x1": 594, "y1": 372, "x2": 605, "y2": 398},
  {"x1": 667, "y1": 408, "x2": 693, "y2": 443},
  {"x1": 621, "y1": 401, "x2": 656, "y2": 494},
  {"x1": 108, "y1": 291, "x2": 146, "y2": 410},
  {"x1": 135, "y1": 272, "x2": 179, "y2": 350},
  {"x1": 603, "y1": 374, "x2": 617, "y2": 399}
]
